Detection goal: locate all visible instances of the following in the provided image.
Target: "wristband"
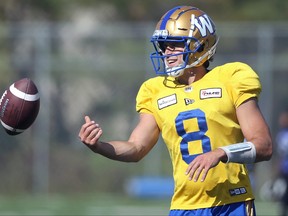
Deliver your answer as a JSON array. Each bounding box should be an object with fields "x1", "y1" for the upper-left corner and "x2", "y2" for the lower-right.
[{"x1": 219, "y1": 142, "x2": 256, "y2": 164}]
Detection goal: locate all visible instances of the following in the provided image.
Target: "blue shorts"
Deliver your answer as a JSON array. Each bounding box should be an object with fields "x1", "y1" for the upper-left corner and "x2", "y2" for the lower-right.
[{"x1": 169, "y1": 200, "x2": 255, "y2": 216}]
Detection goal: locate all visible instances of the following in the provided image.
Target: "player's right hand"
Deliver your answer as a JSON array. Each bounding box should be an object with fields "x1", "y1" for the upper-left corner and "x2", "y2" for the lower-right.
[{"x1": 78, "y1": 116, "x2": 103, "y2": 146}]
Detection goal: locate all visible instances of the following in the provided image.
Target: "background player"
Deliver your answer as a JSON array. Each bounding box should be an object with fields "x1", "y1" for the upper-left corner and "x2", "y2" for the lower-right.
[
  {"x1": 276, "y1": 109, "x2": 288, "y2": 216},
  {"x1": 79, "y1": 6, "x2": 273, "y2": 216}
]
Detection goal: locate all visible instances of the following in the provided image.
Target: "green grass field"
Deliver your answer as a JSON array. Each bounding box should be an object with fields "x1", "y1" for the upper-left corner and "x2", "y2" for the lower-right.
[{"x1": 0, "y1": 193, "x2": 281, "y2": 216}]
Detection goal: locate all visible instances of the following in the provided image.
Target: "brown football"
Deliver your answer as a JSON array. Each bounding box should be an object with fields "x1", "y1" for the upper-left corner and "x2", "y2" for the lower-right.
[{"x1": 0, "y1": 78, "x2": 40, "y2": 135}]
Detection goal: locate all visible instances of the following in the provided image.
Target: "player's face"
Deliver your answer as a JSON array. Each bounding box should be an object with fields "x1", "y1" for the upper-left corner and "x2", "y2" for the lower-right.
[{"x1": 163, "y1": 42, "x2": 185, "y2": 68}]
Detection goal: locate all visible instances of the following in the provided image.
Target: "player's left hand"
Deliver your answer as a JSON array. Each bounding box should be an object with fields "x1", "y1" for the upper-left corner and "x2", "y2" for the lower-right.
[{"x1": 185, "y1": 148, "x2": 227, "y2": 182}]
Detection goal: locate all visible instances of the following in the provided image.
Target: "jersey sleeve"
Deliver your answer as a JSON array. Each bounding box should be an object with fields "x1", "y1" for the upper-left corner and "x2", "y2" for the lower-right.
[
  {"x1": 136, "y1": 80, "x2": 154, "y2": 114},
  {"x1": 223, "y1": 62, "x2": 262, "y2": 108}
]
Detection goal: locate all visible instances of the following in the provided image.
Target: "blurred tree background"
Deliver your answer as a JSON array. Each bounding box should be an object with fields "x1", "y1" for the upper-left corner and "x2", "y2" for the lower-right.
[{"x1": 0, "y1": 0, "x2": 287, "y2": 200}]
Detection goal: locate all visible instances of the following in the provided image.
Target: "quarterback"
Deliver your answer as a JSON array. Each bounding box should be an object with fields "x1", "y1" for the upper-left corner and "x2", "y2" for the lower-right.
[{"x1": 79, "y1": 6, "x2": 273, "y2": 216}]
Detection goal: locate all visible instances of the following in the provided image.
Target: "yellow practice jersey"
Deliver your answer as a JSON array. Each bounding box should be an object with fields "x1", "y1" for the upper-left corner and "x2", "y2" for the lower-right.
[{"x1": 136, "y1": 62, "x2": 261, "y2": 210}]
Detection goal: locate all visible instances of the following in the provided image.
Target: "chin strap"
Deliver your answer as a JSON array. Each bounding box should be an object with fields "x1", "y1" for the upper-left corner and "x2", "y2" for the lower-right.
[
  {"x1": 219, "y1": 142, "x2": 256, "y2": 164},
  {"x1": 166, "y1": 64, "x2": 185, "y2": 77}
]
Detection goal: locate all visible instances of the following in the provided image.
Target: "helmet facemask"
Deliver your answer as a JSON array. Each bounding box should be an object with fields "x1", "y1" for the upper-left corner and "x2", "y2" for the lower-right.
[{"x1": 150, "y1": 36, "x2": 202, "y2": 77}]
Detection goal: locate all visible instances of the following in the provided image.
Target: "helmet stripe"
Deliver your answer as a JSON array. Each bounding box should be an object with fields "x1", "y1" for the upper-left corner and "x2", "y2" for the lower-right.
[{"x1": 160, "y1": 6, "x2": 182, "y2": 30}]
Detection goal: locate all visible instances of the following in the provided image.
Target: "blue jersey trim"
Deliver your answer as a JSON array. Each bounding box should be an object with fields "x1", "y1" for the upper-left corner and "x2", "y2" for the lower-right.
[{"x1": 160, "y1": 6, "x2": 182, "y2": 30}]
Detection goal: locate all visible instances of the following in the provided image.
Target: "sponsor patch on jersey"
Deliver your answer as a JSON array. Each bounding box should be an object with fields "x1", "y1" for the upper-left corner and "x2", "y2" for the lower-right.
[
  {"x1": 157, "y1": 94, "x2": 177, "y2": 110},
  {"x1": 229, "y1": 187, "x2": 247, "y2": 196},
  {"x1": 200, "y1": 88, "x2": 222, "y2": 99}
]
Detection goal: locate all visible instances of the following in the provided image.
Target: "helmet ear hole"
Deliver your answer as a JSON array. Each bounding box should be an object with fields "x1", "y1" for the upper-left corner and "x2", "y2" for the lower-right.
[{"x1": 197, "y1": 44, "x2": 205, "y2": 53}]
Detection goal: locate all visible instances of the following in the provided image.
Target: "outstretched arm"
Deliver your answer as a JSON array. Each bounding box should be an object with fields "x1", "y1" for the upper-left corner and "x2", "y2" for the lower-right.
[{"x1": 78, "y1": 113, "x2": 160, "y2": 162}]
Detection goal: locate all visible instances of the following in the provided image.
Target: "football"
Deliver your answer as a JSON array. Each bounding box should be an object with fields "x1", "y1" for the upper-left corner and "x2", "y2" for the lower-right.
[{"x1": 0, "y1": 78, "x2": 40, "y2": 135}]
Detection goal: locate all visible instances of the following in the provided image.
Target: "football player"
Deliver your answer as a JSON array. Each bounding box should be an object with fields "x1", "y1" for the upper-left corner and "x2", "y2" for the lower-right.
[
  {"x1": 79, "y1": 6, "x2": 273, "y2": 216},
  {"x1": 276, "y1": 109, "x2": 288, "y2": 216}
]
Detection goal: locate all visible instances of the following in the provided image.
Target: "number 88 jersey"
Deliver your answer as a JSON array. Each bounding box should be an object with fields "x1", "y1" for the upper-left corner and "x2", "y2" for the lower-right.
[{"x1": 136, "y1": 62, "x2": 261, "y2": 210}]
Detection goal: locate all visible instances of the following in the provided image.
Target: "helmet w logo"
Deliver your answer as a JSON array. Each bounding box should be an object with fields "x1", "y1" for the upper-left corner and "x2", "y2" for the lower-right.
[{"x1": 194, "y1": 14, "x2": 215, "y2": 37}]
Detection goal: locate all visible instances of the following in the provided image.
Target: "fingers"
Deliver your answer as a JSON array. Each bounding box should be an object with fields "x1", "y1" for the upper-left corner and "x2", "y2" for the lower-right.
[
  {"x1": 79, "y1": 116, "x2": 94, "y2": 138},
  {"x1": 185, "y1": 161, "x2": 208, "y2": 182},
  {"x1": 185, "y1": 156, "x2": 215, "y2": 182},
  {"x1": 79, "y1": 116, "x2": 102, "y2": 145},
  {"x1": 185, "y1": 150, "x2": 222, "y2": 182},
  {"x1": 85, "y1": 115, "x2": 91, "y2": 123},
  {"x1": 185, "y1": 151, "x2": 222, "y2": 182}
]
